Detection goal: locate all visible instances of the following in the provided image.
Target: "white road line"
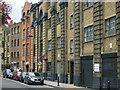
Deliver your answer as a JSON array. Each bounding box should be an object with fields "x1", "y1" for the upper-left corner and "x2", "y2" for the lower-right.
[{"x1": 2, "y1": 78, "x2": 53, "y2": 88}]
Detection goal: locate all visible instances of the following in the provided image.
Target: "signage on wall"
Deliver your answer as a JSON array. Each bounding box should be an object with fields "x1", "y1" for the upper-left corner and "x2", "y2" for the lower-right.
[{"x1": 94, "y1": 63, "x2": 99, "y2": 72}]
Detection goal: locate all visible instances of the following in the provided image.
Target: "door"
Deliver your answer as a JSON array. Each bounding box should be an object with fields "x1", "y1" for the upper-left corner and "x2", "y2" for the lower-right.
[
  {"x1": 70, "y1": 61, "x2": 74, "y2": 84},
  {"x1": 102, "y1": 58, "x2": 117, "y2": 88},
  {"x1": 82, "y1": 59, "x2": 93, "y2": 88}
]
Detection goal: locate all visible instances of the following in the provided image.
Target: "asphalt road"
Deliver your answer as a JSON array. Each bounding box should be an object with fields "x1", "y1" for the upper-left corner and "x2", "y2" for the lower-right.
[{"x1": 2, "y1": 78, "x2": 54, "y2": 90}]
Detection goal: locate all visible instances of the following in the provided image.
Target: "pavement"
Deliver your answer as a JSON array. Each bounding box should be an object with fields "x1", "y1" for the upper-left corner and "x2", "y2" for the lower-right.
[{"x1": 44, "y1": 80, "x2": 94, "y2": 90}]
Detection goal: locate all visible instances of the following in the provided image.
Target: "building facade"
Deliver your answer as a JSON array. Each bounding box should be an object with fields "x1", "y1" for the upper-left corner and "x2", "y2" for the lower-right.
[
  {"x1": 21, "y1": 1, "x2": 32, "y2": 72},
  {"x1": 1, "y1": 25, "x2": 10, "y2": 70},
  {"x1": 9, "y1": 21, "x2": 21, "y2": 71},
  {"x1": 30, "y1": 1, "x2": 120, "y2": 89}
]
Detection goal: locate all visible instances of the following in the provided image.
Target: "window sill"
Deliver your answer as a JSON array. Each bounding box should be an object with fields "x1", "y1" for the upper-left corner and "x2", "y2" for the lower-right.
[
  {"x1": 83, "y1": 5, "x2": 93, "y2": 11},
  {"x1": 57, "y1": 47, "x2": 61, "y2": 49},
  {"x1": 84, "y1": 40, "x2": 93, "y2": 44},
  {"x1": 57, "y1": 22, "x2": 61, "y2": 25},
  {"x1": 48, "y1": 27, "x2": 52, "y2": 30},
  {"x1": 70, "y1": 27, "x2": 74, "y2": 30},
  {"x1": 104, "y1": 34, "x2": 116, "y2": 39},
  {"x1": 48, "y1": 49, "x2": 51, "y2": 51},
  {"x1": 70, "y1": 52, "x2": 73, "y2": 54}
]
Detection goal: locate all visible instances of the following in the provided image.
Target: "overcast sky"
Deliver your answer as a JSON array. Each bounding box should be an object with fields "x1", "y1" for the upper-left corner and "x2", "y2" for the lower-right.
[{"x1": 7, "y1": 0, "x2": 40, "y2": 23}]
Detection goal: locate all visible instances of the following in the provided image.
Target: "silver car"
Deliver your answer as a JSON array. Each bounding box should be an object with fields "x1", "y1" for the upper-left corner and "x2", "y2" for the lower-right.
[{"x1": 24, "y1": 72, "x2": 44, "y2": 85}]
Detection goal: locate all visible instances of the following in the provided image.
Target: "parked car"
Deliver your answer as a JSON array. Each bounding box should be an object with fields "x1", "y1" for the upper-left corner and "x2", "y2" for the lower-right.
[
  {"x1": 9, "y1": 69, "x2": 14, "y2": 79},
  {"x1": 24, "y1": 72, "x2": 44, "y2": 85},
  {"x1": 19, "y1": 72, "x2": 26, "y2": 82},
  {"x1": 13, "y1": 71, "x2": 22, "y2": 81},
  {"x1": 3, "y1": 69, "x2": 11, "y2": 78}
]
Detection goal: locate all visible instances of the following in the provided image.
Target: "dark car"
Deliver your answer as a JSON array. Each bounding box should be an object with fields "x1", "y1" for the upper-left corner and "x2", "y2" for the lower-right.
[
  {"x1": 19, "y1": 72, "x2": 26, "y2": 82},
  {"x1": 24, "y1": 72, "x2": 44, "y2": 85},
  {"x1": 3, "y1": 69, "x2": 11, "y2": 78},
  {"x1": 14, "y1": 71, "x2": 22, "y2": 81}
]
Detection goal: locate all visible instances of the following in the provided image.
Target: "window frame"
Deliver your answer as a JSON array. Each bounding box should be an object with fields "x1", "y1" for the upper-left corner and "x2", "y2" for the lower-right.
[
  {"x1": 48, "y1": 40, "x2": 51, "y2": 50},
  {"x1": 23, "y1": 29, "x2": 25, "y2": 40},
  {"x1": 70, "y1": 15, "x2": 74, "y2": 28},
  {"x1": 70, "y1": 40, "x2": 73, "y2": 54},
  {"x1": 105, "y1": 16, "x2": 116, "y2": 36},
  {"x1": 84, "y1": 26, "x2": 93, "y2": 42},
  {"x1": 57, "y1": 37, "x2": 61, "y2": 48}
]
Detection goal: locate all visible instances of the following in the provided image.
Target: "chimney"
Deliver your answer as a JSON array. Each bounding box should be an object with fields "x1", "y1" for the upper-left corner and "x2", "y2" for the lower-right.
[{"x1": 10, "y1": 20, "x2": 13, "y2": 24}]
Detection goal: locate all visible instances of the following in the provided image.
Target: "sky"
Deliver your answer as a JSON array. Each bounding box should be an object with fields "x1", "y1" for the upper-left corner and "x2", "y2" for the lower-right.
[{"x1": 7, "y1": 0, "x2": 40, "y2": 23}]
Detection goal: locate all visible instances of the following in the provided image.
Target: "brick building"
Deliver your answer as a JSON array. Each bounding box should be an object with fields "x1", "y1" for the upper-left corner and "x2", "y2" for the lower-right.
[
  {"x1": 30, "y1": 1, "x2": 120, "y2": 89},
  {"x1": 21, "y1": 1, "x2": 32, "y2": 72},
  {"x1": 1, "y1": 25, "x2": 10, "y2": 70},
  {"x1": 9, "y1": 21, "x2": 21, "y2": 71}
]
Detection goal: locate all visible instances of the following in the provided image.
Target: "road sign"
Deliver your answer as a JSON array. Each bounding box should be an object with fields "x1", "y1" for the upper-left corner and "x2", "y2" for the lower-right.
[{"x1": 38, "y1": 61, "x2": 42, "y2": 66}]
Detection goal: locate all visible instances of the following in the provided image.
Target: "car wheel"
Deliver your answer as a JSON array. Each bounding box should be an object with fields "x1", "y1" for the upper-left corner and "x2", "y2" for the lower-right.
[
  {"x1": 26, "y1": 80, "x2": 29, "y2": 85},
  {"x1": 24, "y1": 80, "x2": 26, "y2": 84}
]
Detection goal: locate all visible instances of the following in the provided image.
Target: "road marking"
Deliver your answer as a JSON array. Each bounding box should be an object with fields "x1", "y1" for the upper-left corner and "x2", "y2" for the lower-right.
[{"x1": 2, "y1": 78, "x2": 54, "y2": 88}]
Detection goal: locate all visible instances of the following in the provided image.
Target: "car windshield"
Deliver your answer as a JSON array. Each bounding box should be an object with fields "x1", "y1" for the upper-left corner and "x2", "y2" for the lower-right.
[
  {"x1": 17, "y1": 72, "x2": 21, "y2": 75},
  {"x1": 29, "y1": 72, "x2": 40, "y2": 77},
  {"x1": 34, "y1": 73, "x2": 40, "y2": 76},
  {"x1": 22, "y1": 72, "x2": 26, "y2": 76},
  {"x1": 6, "y1": 69, "x2": 11, "y2": 73}
]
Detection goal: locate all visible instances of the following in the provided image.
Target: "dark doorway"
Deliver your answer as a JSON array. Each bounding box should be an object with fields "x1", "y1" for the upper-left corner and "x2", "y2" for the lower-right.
[
  {"x1": 102, "y1": 58, "x2": 117, "y2": 88},
  {"x1": 70, "y1": 61, "x2": 74, "y2": 84},
  {"x1": 82, "y1": 59, "x2": 93, "y2": 88}
]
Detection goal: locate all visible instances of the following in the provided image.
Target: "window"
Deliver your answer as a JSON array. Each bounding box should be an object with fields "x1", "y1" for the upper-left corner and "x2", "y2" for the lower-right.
[
  {"x1": 14, "y1": 39, "x2": 16, "y2": 46},
  {"x1": 27, "y1": 27, "x2": 29, "y2": 39},
  {"x1": 17, "y1": 52, "x2": 19, "y2": 58},
  {"x1": 49, "y1": 18, "x2": 51, "y2": 28},
  {"x1": 48, "y1": 2, "x2": 52, "y2": 7},
  {"x1": 11, "y1": 52, "x2": 13, "y2": 58},
  {"x1": 27, "y1": 44, "x2": 29, "y2": 56},
  {"x1": 70, "y1": 40, "x2": 73, "y2": 53},
  {"x1": 70, "y1": 15, "x2": 74, "y2": 28},
  {"x1": 48, "y1": 40, "x2": 51, "y2": 50},
  {"x1": 47, "y1": 62, "x2": 51, "y2": 71},
  {"x1": 27, "y1": 10, "x2": 30, "y2": 23},
  {"x1": 17, "y1": 39, "x2": 19, "y2": 46},
  {"x1": 23, "y1": 45, "x2": 25, "y2": 56},
  {"x1": 11, "y1": 40, "x2": 13, "y2": 47},
  {"x1": 58, "y1": 37, "x2": 61, "y2": 48},
  {"x1": 14, "y1": 52, "x2": 16, "y2": 58},
  {"x1": 84, "y1": 26, "x2": 93, "y2": 42},
  {"x1": 11, "y1": 28, "x2": 13, "y2": 35},
  {"x1": 23, "y1": 29, "x2": 25, "y2": 40},
  {"x1": 14, "y1": 27, "x2": 16, "y2": 34},
  {"x1": 105, "y1": 17, "x2": 116, "y2": 36},
  {"x1": 58, "y1": 11, "x2": 61, "y2": 23},
  {"x1": 85, "y1": 1, "x2": 93, "y2": 8},
  {"x1": 23, "y1": 12, "x2": 25, "y2": 24},
  {"x1": 17, "y1": 26, "x2": 19, "y2": 33},
  {"x1": 23, "y1": 61, "x2": 25, "y2": 71}
]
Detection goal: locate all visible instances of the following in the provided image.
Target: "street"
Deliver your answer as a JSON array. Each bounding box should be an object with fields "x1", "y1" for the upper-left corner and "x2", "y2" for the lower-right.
[
  {"x1": 1, "y1": 77, "x2": 95, "y2": 90},
  {"x1": 2, "y1": 78, "x2": 54, "y2": 89}
]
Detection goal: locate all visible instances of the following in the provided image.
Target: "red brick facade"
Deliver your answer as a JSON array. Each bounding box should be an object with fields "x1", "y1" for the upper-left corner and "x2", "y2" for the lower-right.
[{"x1": 21, "y1": 1, "x2": 32, "y2": 72}]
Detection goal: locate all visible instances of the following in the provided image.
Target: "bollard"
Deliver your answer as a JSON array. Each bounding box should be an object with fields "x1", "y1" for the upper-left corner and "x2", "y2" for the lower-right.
[
  {"x1": 58, "y1": 76, "x2": 59, "y2": 86},
  {"x1": 107, "y1": 81, "x2": 110, "y2": 90}
]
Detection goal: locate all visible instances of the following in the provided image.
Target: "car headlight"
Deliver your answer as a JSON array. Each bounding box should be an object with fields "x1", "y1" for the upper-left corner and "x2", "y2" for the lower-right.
[{"x1": 29, "y1": 77, "x2": 34, "y2": 81}]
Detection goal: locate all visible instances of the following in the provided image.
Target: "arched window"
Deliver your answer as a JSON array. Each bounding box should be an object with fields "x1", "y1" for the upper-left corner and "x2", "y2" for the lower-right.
[
  {"x1": 40, "y1": 10, "x2": 43, "y2": 17},
  {"x1": 23, "y1": 12, "x2": 25, "y2": 24},
  {"x1": 27, "y1": 10, "x2": 30, "y2": 22}
]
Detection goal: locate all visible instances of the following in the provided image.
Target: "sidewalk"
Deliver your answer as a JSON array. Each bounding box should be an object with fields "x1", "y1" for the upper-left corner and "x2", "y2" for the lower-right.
[{"x1": 44, "y1": 80, "x2": 84, "y2": 88}]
